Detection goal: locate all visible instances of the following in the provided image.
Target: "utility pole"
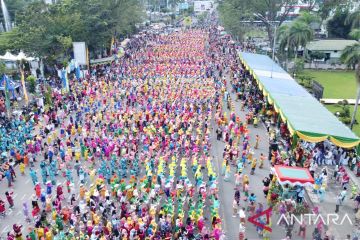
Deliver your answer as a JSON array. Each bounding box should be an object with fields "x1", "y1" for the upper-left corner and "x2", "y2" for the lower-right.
[{"x1": 253, "y1": 13, "x2": 277, "y2": 78}]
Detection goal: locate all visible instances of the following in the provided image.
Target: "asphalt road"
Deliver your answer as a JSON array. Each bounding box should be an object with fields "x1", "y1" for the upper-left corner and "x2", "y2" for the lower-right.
[
  {"x1": 0, "y1": 48, "x2": 359, "y2": 240},
  {"x1": 212, "y1": 75, "x2": 360, "y2": 240}
]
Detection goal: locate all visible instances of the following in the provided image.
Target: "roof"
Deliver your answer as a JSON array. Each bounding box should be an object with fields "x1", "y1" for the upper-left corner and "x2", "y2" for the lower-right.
[
  {"x1": 239, "y1": 52, "x2": 360, "y2": 148},
  {"x1": 306, "y1": 39, "x2": 358, "y2": 51},
  {"x1": 274, "y1": 165, "x2": 314, "y2": 186}
]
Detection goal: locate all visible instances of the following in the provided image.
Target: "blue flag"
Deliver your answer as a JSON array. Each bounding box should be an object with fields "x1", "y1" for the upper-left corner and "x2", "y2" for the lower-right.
[{"x1": 2, "y1": 75, "x2": 10, "y2": 113}]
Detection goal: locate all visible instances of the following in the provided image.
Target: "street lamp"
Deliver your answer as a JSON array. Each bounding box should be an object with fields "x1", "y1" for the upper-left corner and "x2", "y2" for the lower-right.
[{"x1": 253, "y1": 13, "x2": 277, "y2": 78}]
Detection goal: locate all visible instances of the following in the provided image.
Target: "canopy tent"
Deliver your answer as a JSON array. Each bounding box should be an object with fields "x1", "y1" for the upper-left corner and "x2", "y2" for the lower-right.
[
  {"x1": 274, "y1": 165, "x2": 314, "y2": 186},
  {"x1": 239, "y1": 52, "x2": 360, "y2": 148},
  {"x1": 0, "y1": 51, "x2": 35, "y2": 61},
  {"x1": 0, "y1": 51, "x2": 18, "y2": 61},
  {"x1": 16, "y1": 51, "x2": 35, "y2": 61}
]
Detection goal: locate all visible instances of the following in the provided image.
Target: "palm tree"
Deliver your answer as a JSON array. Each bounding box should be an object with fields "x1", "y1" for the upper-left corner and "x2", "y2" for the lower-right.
[
  {"x1": 297, "y1": 11, "x2": 321, "y2": 25},
  {"x1": 346, "y1": 10, "x2": 360, "y2": 29},
  {"x1": 340, "y1": 43, "x2": 360, "y2": 129},
  {"x1": 350, "y1": 29, "x2": 360, "y2": 41},
  {"x1": 288, "y1": 21, "x2": 313, "y2": 60},
  {"x1": 277, "y1": 24, "x2": 292, "y2": 70}
]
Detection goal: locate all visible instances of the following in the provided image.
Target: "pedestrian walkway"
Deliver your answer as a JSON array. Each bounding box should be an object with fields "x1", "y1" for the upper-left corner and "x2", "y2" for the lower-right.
[{"x1": 321, "y1": 98, "x2": 359, "y2": 105}]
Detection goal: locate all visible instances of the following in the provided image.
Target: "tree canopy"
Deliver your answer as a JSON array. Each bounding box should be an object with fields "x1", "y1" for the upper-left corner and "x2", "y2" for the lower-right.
[
  {"x1": 0, "y1": 0, "x2": 144, "y2": 64},
  {"x1": 218, "y1": 0, "x2": 298, "y2": 42},
  {"x1": 327, "y1": 8, "x2": 353, "y2": 39}
]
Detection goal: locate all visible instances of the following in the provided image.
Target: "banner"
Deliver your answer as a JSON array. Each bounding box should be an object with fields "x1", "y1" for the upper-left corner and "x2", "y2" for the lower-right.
[
  {"x1": 194, "y1": 1, "x2": 214, "y2": 12},
  {"x1": 3, "y1": 75, "x2": 10, "y2": 115},
  {"x1": 61, "y1": 68, "x2": 69, "y2": 92},
  {"x1": 73, "y1": 42, "x2": 87, "y2": 65}
]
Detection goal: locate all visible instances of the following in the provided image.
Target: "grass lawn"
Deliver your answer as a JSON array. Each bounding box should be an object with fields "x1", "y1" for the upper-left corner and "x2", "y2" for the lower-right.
[
  {"x1": 325, "y1": 104, "x2": 360, "y2": 137},
  {"x1": 302, "y1": 70, "x2": 356, "y2": 99}
]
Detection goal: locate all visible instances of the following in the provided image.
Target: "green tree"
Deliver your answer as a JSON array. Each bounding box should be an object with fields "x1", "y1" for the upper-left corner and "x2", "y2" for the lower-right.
[
  {"x1": 292, "y1": 58, "x2": 305, "y2": 75},
  {"x1": 44, "y1": 84, "x2": 52, "y2": 106},
  {"x1": 318, "y1": 0, "x2": 349, "y2": 21},
  {"x1": 310, "y1": 51, "x2": 326, "y2": 60},
  {"x1": 217, "y1": 0, "x2": 250, "y2": 40},
  {"x1": 289, "y1": 21, "x2": 313, "y2": 59},
  {"x1": 0, "y1": 61, "x2": 6, "y2": 75},
  {"x1": 340, "y1": 43, "x2": 360, "y2": 129},
  {"x1": 327, "y1": 8, "x2": 353, "y2": 39},
  {"x1": 350, "y1": 29, "x2": 360, "y2": 41},
  {"x1": 0, "y1": 29, "x2": 21, "y2": 54},
  {"x1": 26, "y1": 75, "x2": 36, "y2": 94},
  {"x1": 277, "y1": 24, "x2": 291, "y2": 69},
  {"x1": 0, "y1": 0, "x2": 144, "y2": 64},
  {"x1": 278, "y1": 14, "x2": 315, "y2": 68},
  {"x1": 296, "y1": 11, "x2": 321, "y2": 25},
  {"x1": 218, "y1": 0, "x2": 297, "y2": 43},
  {"x1": 249, "y1": 0, "x2": 298, "y2": 44},
  {"x1": 345, "y1": 9, "x2": 360, "y2": 29}
]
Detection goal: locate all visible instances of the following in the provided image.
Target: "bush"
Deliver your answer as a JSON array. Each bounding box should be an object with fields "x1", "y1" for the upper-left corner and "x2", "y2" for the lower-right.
[
  {"x1": 26, "y1": 75, "x2": 36, "y2": 94},
  {"x1": 44, "y1": 85, "x2": 52, "y2": 106},
  {"x1": 292, "y1": 59, "x2": 305, "y2": 75},
  {"x1": 339, "y1": 105, "x2": 350, "y2": 118},
  {"x1": 340, "y1": 117, "x2": 351, "y2": 124},
  {"x1": 310, "y1": 51, "x2": 326, "y2": 61}
]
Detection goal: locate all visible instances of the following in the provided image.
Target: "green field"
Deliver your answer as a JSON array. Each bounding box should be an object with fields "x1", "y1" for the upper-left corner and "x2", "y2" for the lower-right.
[
  {"x1": 325, "y1": 104, "x2": 360, "y2": 137},
  {"x1": 302, "y1": 70, "x2": 356, "y2": 99},
  {"x1": 301, "y1": 70, "x2": 359, "y2": 136}
]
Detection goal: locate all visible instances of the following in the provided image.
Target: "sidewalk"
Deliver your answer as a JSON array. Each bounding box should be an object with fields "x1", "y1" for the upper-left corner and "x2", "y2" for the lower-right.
[
  {"x1": 305, "y1": 165, "x2": 359, "y2": 239},
  {"x1": 321, "y1": 98, "x2": 359, "y2": 105}
]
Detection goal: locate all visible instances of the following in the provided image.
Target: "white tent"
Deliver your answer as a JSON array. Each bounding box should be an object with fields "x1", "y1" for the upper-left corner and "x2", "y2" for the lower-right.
[
  {"x1": 0, "y1": 51, "x2": 35, "y2": 61},
  {"x1": 16, "y1": 51, "x2": 35, "y2": 61},
  {"x1": 0, "y1": 51, "x2": 18, "y2": 61}
]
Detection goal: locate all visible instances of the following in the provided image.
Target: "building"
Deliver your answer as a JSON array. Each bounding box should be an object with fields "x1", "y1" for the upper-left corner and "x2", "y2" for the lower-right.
[
  {"x1": 305, "y1": 39, "x2": 358, "y2": 63},
  {"x1": 193, "y1": 1, "x2": 214, "y2": 13},
  {"x1": 278, "y1": 0, "x2": 318, "y2": 21}
]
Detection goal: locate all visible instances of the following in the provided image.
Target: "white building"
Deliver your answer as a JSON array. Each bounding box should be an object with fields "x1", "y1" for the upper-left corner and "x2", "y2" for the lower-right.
[
  {"x1": 305, "y1": 39, "x2": 358, "y2": 63},
  {"x1": 278, "y1": 0, "x2": 318, "y2": 21}
]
